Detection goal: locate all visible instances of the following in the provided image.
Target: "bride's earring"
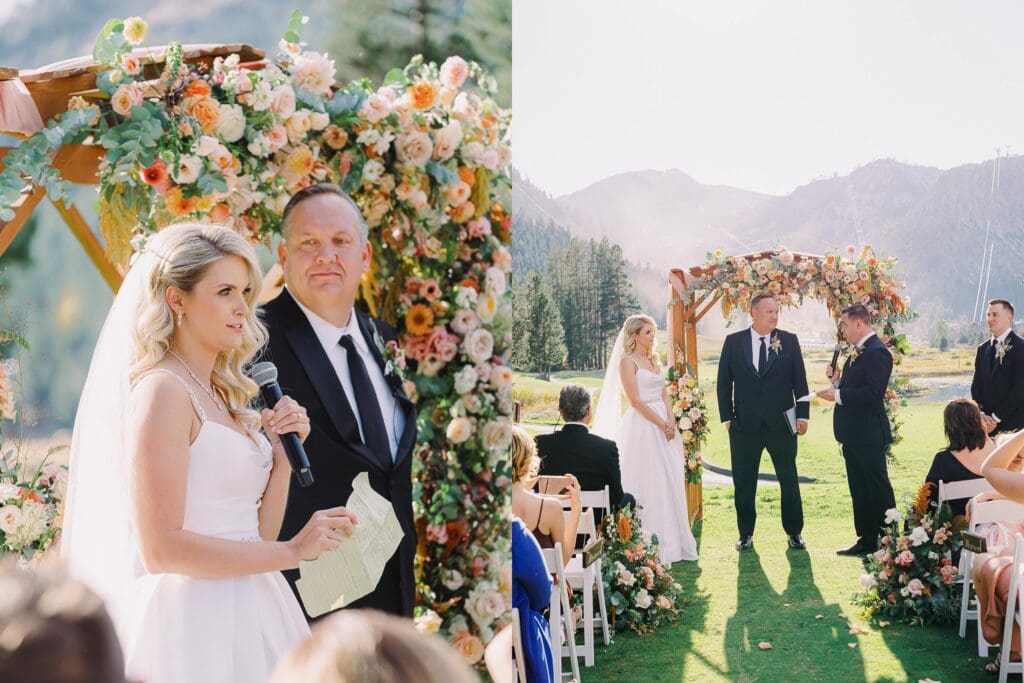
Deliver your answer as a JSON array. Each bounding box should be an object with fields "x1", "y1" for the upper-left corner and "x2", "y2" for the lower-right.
[{"x1": 177, "y1": 309, "x2": 184, "y2": 327}]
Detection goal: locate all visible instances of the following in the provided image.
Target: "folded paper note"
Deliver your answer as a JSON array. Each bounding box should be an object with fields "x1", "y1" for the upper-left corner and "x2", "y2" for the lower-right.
[{"x1": 295, "y1": 471, "x2": 404, "y2": 616}]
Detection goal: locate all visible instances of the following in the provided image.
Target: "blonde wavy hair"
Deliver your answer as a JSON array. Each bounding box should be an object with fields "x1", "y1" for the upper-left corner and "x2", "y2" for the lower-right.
[
  {"x1": 621, "y1": 313, "x2": 660, "y2": 367},
  {"x1": 511, "y1": 426, "x2": 540, "y2": 483},
  {"x1": 128, "y1": 223, "x2": 268, "y2": 434}
]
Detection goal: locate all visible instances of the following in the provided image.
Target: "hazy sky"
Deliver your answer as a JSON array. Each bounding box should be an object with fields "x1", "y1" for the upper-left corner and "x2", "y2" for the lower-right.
[{"x1": 513, "y1": 1, "x2": 1024, "y2": 197}]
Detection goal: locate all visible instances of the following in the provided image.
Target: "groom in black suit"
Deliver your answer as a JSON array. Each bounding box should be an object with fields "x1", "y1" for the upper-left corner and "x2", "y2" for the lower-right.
[
  {"x1": 971, "y1": 299, "x2": 1024, "y2": 436},
  {"x1": 259, "y1": 184, "x2": 417, "y2": 618},
  {"x1": 816, "y1": 304, "x2": 896, "y2": 556},
  {"x1": 717, "y1": 294, "x2": 809, "y2": 552}
]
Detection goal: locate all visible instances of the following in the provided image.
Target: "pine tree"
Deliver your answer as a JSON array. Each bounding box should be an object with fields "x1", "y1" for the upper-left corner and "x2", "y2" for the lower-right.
[{"x1": 523, "y1": 271, "x2": 565, "y2": 378}]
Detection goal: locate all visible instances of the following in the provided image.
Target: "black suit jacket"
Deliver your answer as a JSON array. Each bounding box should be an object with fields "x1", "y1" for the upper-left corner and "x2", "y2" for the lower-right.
[
  {"x1": 535, "y1": 424, "x2": 624, "y2": 508},
  {"x1": 716, "y1": 328, "x2": 810, "y2": 434},
  {"x1": 258, "y1": 288, "x2": 417, "y2": 616},
  {"x1": 971, "y1": 330, "x2": 1024, "y2": 432},
  {"x1": 833, "y1": 334, "x2": 893, "y2": 447}
]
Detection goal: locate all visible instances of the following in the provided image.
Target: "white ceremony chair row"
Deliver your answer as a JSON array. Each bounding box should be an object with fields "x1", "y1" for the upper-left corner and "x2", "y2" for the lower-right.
[
  {"x1": 944, "y1": 479, "x2": 1000, "y2": 642},
  {"x1": 511, "y1": 607, "x2": 527, "y2": 683},
  {"x1": 997, "y1": 533, "x2": 1024, "y2": 682},
  {"x1": 541, "y1": 542, "x2": 581, "y2": 682}
]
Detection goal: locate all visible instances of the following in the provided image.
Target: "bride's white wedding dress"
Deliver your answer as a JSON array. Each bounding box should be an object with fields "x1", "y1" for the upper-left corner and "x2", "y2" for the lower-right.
[
  {"x1": 119, "y1": 370, "x2": 309, "y2": 683},
  {"x1": 616, "y1": 361, "x2": 698, "y2": 564}
]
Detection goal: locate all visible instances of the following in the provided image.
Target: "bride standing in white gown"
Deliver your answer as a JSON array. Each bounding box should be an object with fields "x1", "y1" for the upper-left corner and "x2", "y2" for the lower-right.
[
  {"x1": 593, "y1": 314, "x2": 698, "y2": 564},
  {"x1": 61, "y1": 224, "x2": 357, "y2": 683}
]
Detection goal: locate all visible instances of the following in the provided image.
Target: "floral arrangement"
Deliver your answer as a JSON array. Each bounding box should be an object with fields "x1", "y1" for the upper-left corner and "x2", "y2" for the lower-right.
[
  {"x1": 0, "y1": 13, "x2": 513, "y2": 661},
  {"x1": 665, "y1": 355, "x2": 707, "y2": 485},
  {"x1": 853, "y1": 484, "x2": 965, "y2": 626},
  {"x1": 684, "y1": 246, "x2": 916, "y2": 453},
  {"x1": 600, "y1": 505, "x2": 684, "y2": 634}
]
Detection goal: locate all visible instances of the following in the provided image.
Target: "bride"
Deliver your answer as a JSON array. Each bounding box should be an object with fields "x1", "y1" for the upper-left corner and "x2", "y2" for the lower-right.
[
  {"x1": 593, "y1": 314, "x2": 698, "y2": 564},
  {"x1": 61, "y1": 224, "x2": 357, "y2": 682}
]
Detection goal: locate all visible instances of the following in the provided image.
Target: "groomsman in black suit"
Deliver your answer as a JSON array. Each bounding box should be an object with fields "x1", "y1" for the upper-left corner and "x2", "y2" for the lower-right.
[
  {"x1": 971, "y1": 299, "x2": 1024, "y2": 436},
  {"x1": 717, "y1": 294, "x2": 810, "y2": 552},
  {"x1": 536, "y1": 384, "x2": 634, "y2": 520},
  {"x1": 816, "y1": 304, "x2": 896, "y2": 556}
]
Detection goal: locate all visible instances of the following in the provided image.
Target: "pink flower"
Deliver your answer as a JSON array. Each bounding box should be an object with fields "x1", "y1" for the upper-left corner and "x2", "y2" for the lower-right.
[
  {"x1": 440, "y1": 56, "x2": 469, "y2": 88},
  {"x1": 896, "y1": 550, "x2": 914, "y2": 567},
  {"x1": 467, "y1": 217, "x2": 491, "y2": 239}
]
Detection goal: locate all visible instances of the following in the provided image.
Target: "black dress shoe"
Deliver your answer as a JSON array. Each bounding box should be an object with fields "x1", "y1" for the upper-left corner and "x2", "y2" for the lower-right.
[
  {"x1": 736, "y1": 536, "x2": 753, "y2": 551},
  {"x1": 788, "y1": 534, "x2": 807, "y2": 550},
  {"x1": 836, "y1": 543, "x2": 867, "y2": 556}
]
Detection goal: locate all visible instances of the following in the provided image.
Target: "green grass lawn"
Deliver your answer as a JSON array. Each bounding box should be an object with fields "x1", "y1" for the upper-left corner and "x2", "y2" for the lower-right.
[{"x1": 519, "y1": 390, "x2": 992, "y2": 681}]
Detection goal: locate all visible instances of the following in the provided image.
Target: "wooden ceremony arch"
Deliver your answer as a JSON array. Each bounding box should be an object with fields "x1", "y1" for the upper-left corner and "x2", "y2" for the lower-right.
[
  {"x1": 0, "y1": 44, "x2": 264, "y2": 291},
  {"x1": 667, "y1": 250, "x2": 826, "y2": 523}
]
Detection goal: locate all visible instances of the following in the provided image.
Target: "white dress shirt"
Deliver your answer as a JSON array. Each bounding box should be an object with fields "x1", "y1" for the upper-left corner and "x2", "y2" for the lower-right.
[
  {"x1": 291, "y1": 291, "x2": 404, "y2": 461},
  {"x1": 835, "y1": 331, "x2": 876, "y2": 406}
]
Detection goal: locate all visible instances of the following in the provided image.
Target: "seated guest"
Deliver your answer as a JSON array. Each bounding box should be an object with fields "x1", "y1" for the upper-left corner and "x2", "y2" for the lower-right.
[
  {"x1": 511, "y1": 425, "x2": 582, "y2": 568},
  {"x1": 0, "y1": 562, "x2": 126, "y2": 683},
  {"x1": 536, "y1": 384, "x2": 634, "y2": 517},
  {"x1": 925, "y1": 398, "x2": 995, "y2": 518},
  {"x1": 270, "y1": 609, "x2": 477, "y2": 683},
  {"x1": 972, "y1": 430, "x2": 1024, "y2": 673},
  {"x1": 512, "y1": 516, "x2": 555, "y2": 683}
]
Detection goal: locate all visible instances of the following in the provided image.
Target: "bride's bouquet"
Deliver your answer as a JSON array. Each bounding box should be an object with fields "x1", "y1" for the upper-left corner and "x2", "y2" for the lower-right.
[
  {"x1": 853, "y1": 483, "x2": 964, "y2": 625},
  {"x1": 600, "y1": 505, "x2": 684, "y2": 634},
  {"x1": 666, "y1": 356, "x2": 707, "y2": 485}
]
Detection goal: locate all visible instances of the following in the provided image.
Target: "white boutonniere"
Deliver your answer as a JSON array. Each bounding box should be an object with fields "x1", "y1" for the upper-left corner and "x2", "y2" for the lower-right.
[
  {"x1": 849, "y1": 347, "x2": 862, "y2": 365},
  {"x1": 769, "y1": 335, "x2": 782, "y2": 356},
  {"x1": 997, "y1": 341, "x2": 1010, "y2": 365},
  {"x1": 370, "y1": 320, "x2": 408, "y2": 384}
]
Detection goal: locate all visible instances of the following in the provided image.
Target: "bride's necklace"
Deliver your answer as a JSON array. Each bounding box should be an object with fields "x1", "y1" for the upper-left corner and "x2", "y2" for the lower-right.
[{"x1": 167, "y1": 349, "x2": 225, "y2": 412}]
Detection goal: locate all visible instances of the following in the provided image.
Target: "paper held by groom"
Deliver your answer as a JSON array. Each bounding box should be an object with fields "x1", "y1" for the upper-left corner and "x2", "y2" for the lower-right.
[{"x1": 296, "y1": 472, "x2": 405, "y2": 617}]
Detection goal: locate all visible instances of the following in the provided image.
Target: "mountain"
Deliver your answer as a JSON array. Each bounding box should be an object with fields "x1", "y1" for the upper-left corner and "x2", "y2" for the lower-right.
[{"x1": 518, "y1": 157, "x2": 1024, "y2": 325}]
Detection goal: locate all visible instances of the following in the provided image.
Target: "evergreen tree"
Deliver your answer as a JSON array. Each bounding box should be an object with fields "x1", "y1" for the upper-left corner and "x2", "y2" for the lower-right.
[{"x1": 523, "y1": 272, "x2": 565, "y2": 378}]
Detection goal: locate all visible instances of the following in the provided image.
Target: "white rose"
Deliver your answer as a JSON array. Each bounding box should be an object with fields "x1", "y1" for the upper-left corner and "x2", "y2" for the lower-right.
[
  {"x1": 456, "y1": 286, "x2": 478, "y2": 310},
  {"x1": 462, "y1": 140, "x2": 485, "y2": 165},
  {"x1": 454, "y1": 365, "x2": 478, "y2": 395},
  {"x1": 442, "y1": 569, "x2": 465, "y2": 591},
  {"x1": 481, "y1": 148, "x2": 500, "y2": 171},
  {"x1": 246, "y1": 133, "x2": 271, "y2": 158},
  {"x1": 285, "y1": 109, "x2": 312, "y2": 141},
  {"x1": 359, "y1": 92, "x2": 393, "y2": 123},
  {"x1": 464, "y1": 328, "x2": 494, "y2": 364},
  {"x1": 215, "y1": 104, "x2": 246, "y2": 142},
  {"x1": 489, "y1": 365, "x2": 512, "y2": 389},
  {"x1": 481, "y1": 419, "x2": 513, "y2": 453},
  {"x1": 395, "y1": 130, "x2": 434, "y2": 167},
  {"x1": 310, "y1": 112, "x2": 330, "y2": 130},
  {"x1": 432, "y1": 121, "x2": 463, "y2": 161},
  {"x1": 677, "y1": 416, "x2": 692, "y2": 430},
  {"x1": 414, "y1": 610, "x2": 443, "y2": 634},
  {"x1": 495, "y1": 143, "x2": 512, "y2": 169},
  {"x1": 446, "y1": 417, "x2": 473, "y2": 444},
  {"x1": 270, "y1": 84, "x2": 297, "y2": 118},
  {"x1": 195, "y1": 135, "x2": 220, "y2": 157},
  {"x1": 635, "y1": 589, "x2": 653, "y2": 609},
  {"x1": 860, "y1": 573, "x2": 877, "y2": 589},
  {"x1": 909, "y1": 526, "x2": 930, "y2": 547},
  {"x1": 883, "y1": 508, "x2": 904, "y2": 525},
  {"x1": 484, "y1": 267, "x2": 507, "y2": 297},
  {"x1": 0, "y1": 504, "x2": 21, "y2": 534},
  {"x1": 173, "y1": 155, "x2": 203, "y2": 184},
  {"x1": 476, "y1": 293, "x2": 498, "y2": 324},
  {"x1": 0, "y1": 483, "x2": 20, "y2": 503},
  {"x1": 361, "y1": 159, "x2": 385, "y2": 184}
]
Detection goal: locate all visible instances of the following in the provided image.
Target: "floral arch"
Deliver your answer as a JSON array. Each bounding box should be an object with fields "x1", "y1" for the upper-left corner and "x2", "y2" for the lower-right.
[
  {"x1": 667, "y1": 246, "x2": 915, "y2": 522},
  {"x1": 0, "y1": 14, "x2": 511, "y2": 663}
]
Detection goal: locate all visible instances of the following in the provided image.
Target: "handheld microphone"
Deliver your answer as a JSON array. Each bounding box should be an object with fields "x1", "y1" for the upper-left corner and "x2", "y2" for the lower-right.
[
  {"x1": 252, "y1": 362, "x2": 314, "y2": 487},
  {"x1": 829, "y1": 344, "x2": 841, "y2": 380}
]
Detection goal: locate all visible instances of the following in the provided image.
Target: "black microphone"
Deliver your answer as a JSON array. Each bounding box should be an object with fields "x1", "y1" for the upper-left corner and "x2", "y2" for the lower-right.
[
  {"x1": 829, "y1": 344, "x2": 842, "y2": 379},
  {"x1": 252, "y1": 362, "x2": 313, "y2": 487}
]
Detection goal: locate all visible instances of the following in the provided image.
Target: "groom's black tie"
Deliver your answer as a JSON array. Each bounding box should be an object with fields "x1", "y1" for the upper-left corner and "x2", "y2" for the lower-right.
[
  {"x1": 340, "y1": 334, "x2": 392, "y2": 464},
  {"x1": 758, "y1": 336, "x2": 767, "y2": 376},
  {"x1": 990, "y1": 339, "x2": 999, "y2": 368}
]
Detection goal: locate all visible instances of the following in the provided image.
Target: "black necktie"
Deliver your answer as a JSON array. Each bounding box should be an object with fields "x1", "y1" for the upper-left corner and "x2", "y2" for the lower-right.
[
  {"x1": 758, "y1": 336, "x2": 767, "y2": 376},
  {"x1": 990, "y1": 339, "x2": 999, "y2": 367},
  {"x1": 339, "y1": 335, "x2": 391, "y2": 463}
]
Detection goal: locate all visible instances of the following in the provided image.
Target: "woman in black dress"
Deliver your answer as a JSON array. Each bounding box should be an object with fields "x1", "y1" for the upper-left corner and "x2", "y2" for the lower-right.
[{"x1": 925, "y1": 398, "x2": 995, "y2": 518}]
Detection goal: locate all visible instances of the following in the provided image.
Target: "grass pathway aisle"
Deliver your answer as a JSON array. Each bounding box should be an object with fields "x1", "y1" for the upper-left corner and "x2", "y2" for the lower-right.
[{"x1": 583, "y1": 403, "x2": 993, "y2": 682}]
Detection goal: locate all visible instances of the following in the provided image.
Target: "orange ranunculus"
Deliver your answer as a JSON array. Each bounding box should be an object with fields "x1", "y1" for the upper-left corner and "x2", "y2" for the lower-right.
[
  {"x1": 458, "y1": 166, "x2": 476, "y2": 185},
  {"x1": 617, "y1": 513, "x2": 632, "y2": 542},
  {"x1": 409, "y1": 79, "x2": 439, "y2": 110},
  {"x1": 184, "y1": 79, "x2": 211, "y2": 98},
  {"x1": 460, "y1": 277, "x2": 478, "y2": 291},
  {"x1": 405, "y1": 304, "x2": 434, "y2": 336},
  {"x1": 186, "y1": 96, "x2": 221, "y2": 133},
  {"x1": 208, "y1": 204, "x2": 231, "y2": 224},
  {"x1": 164, "y1": 186, "x2": 199, "y2": 216},
  {"x1": 490, "y1": 201, "x2": 505, "y2": 221}
]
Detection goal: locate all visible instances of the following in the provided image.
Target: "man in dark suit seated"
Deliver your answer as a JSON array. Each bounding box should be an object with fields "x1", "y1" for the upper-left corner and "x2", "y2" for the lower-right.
[
  {"x1": 971, "y1": 299, "x2": 1024, "y2": 436},
  {"x1": 536, "y1": 384, "x2": 634, "y2": 519}
]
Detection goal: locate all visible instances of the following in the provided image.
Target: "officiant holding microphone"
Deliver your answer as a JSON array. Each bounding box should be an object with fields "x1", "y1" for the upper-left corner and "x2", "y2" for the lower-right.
[{"x1": 716, "y1": 294, "x2": 810, "y2": 552}]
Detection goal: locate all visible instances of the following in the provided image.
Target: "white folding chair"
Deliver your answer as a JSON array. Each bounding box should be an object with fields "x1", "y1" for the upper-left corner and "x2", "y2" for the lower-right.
[
  {"x1": 939, "y1": 478, "x2": 993, "y2": 510},
  {"x1": 542, "y1": 543, "x2": 582, "y2": 682},
  {"x1": 579, "y1": 485, "x2": 611, "y2": 513},
  {"x1": 961, "y1": 496, "x2": 1024, "y2": 656},
  {"x1": 511, "y1": 607, "x2": 528, "y2": 683},
  {"x1": 562, "y1": 509, "x2": 611, "y2": 666},
  {"x1": 998, "y1": 533, "x2": 1024, "y2": 682}
]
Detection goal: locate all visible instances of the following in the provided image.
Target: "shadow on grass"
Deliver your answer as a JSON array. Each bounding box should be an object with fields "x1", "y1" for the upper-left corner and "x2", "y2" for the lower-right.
[{"x1": 724, "y1": 549, "x2": 867, "y2": 682}]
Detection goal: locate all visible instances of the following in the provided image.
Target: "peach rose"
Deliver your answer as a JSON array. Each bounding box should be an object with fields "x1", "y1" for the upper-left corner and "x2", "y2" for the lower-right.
[
  {"x1": 120, "y1": 52, "x2": 142, "y2": 75},
  {"x1": 323, "y1": 125, "x2": 349, "y2": 150},
  {"x1": 184, "y1": 79, "x2": 211, "y2": 98},
  {"x1": 447, "y1": 180, "x2": 472, "y2": 206},
  {"x1": 186, "y1": 97, "x2": 221, "y2": 133},
  {"x1": 111, "y1": 83, "x2": 143, "y2": 117},
  {"x1": 440, "y1": 56, "x2": 469, "y2": 88},
  {"x1": 452, "y1": 201, "x2": 475, "y2": 223},
  {"x1": 395, "y1": 130, "x2": 433, "y2": 167},
  {"x1": 409, "y1": 79, "x2": 439, "y2": 110},
  {"x1": 451, "y1": 631, "x2": 484, "y2": 664}
]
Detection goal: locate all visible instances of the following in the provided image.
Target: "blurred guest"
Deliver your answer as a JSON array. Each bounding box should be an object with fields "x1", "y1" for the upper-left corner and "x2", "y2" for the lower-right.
[
  {"x1": 924, "y1": 398, "x2": 994, "y2": 518},
  {"x1": 270, "y1": 609, "x2": 477, "y2": 683},
  {"x1": 0, "y1": 562, "x2": 126, "y2": 683},
  {"x1": 512, "y1": 516, "x2": 554, "y2": 683}
]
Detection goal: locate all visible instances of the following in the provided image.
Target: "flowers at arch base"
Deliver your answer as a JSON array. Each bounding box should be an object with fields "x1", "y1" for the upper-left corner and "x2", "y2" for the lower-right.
[
  {"x1": 852, "y1": 483, "x2": 965, "y2": 626},
  {"x1": 598, "y1": 505, "x2": 684, "y2": 634},
  {"x1": 665, "y1": 356, "x2": 707, "y2": 485}
]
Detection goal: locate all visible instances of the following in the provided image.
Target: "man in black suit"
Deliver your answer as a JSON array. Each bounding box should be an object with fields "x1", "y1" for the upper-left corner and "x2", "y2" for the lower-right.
[
  {"x1": 816, "y1": 304, "x2": 896, "y2": 557},
  {"x1": 536, "y1": 384, "x2": 633, "y2": 516},
  {"x1": 971, "y1": 299, "x2": 1024, "y2": 436},
  {"x1": 260, "y1": 184, "x2": 417, "y2": 618},
  {"x1": 717, "y1": 294, "x2": 810, "y2": 552}
]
